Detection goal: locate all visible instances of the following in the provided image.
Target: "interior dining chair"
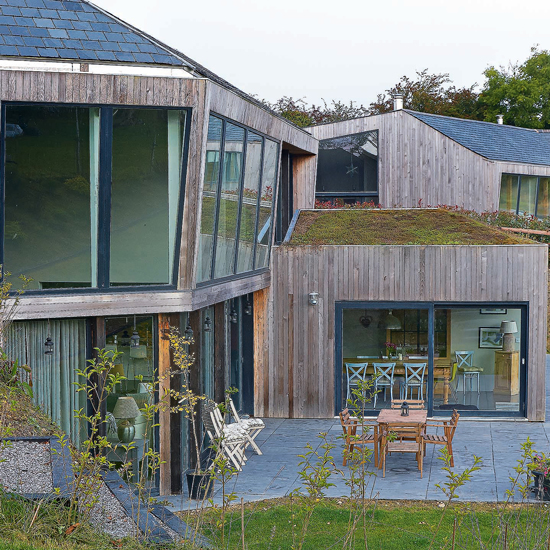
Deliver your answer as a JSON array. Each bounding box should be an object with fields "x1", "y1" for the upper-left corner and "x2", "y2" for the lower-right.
[
  {"x1": 372, "y1": 362, "x2": 396, "y2": 408},
  {"x1": 455, "y1": 351, "x2": 483, "y2": 403},
  {"x1": 345, "y1": 362, "x2": 369, "y2": 403},
  {"x1": 402, "y1": 363, "x2": 427, "y2": 400}
]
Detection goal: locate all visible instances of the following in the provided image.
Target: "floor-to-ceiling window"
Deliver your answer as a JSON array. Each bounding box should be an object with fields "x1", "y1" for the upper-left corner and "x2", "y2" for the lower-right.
[
  {"x1": 499, "y1": 173, "x2": 550, "y2": 218},
  {"x1": 337, "y1": 303, "x2": 526, "y2": 417},
  {"x1": 2, "y1": 103, "x2": 190, "y2": 292}
]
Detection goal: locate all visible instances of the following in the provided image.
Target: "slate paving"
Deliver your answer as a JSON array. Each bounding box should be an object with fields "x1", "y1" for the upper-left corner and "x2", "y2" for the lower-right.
[{"x1": 164, "y1": 358, "x2": 550, "y2": 510}]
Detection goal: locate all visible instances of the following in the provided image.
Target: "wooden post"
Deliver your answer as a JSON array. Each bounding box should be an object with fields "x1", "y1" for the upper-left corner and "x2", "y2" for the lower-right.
[
  {"x1": 254, "y1": 288, "x2": 269, "y2": 417},
  {"x1": 158, "y1": 313, "x2": 171, "y2": 496}
]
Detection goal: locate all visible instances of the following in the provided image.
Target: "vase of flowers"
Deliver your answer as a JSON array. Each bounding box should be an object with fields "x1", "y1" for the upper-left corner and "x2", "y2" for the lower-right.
[{"x1": 384, "y1": 342, "x2": 397, "y2": 359}]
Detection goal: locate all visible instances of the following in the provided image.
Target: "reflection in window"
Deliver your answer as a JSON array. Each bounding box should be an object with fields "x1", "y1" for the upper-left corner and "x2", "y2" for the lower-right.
[
  {"x1": 198, "y1": 116, "x2": 223, "y2": 283},
  {"x1": 255, "y1": 139, "x2": 278, "y2": 270},
  {"x1": 499, "y1": 173, "x2": 550, "y2": 218},
  {"x1": 518, "y1": 176, "x2": 537, "y2": 216},
  {"x1": 537, "y1": 178, "x2": 550, "y2": 218},
  {"x1": 110, "y1": 109, "x2": 187, "y2": 286},
  {"x1": 214, "y1": 123, "x2": 245, "y2": 279},
  {"x1": 237, "y1": 132, "x2": 263, "y2": 273},
  {"x1": 198, "y1": 115, "x2": 279, "y2": 282},
  {"x1": 316, "y1": 130, "x2": 378, "y2": 198},
  {"x1": 499, "y1": 174, "x2": 519, "y2": 213},
  {"x1": 4, "y1": 105, "x2": 99, "y2": 290}
]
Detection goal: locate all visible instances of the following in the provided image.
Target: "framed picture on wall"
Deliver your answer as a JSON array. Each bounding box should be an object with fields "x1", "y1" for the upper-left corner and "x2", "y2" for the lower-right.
[
  {"x1": 480, "y1": 308, "x2": 507, "y2": 314},
  {"x1": 479, "y1": 327, "x2": 503, "y2": 349}
]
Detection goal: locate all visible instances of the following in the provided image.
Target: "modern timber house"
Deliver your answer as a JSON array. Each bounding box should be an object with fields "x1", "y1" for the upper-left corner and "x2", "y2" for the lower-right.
[{"x1": 0, "y1": 0, "x2": 547, "y2": 495}]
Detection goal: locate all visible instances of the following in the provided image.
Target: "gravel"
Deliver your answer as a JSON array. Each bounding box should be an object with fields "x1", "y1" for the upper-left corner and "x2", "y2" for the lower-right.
[{"x1": 0, "y1": 440, "x2": 53, "y2": 494}]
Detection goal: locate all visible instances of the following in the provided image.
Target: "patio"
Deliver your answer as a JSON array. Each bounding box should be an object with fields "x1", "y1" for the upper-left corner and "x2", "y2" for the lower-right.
[{"x1": 163, "y1": 358, "x2": 550, "y2": 510}]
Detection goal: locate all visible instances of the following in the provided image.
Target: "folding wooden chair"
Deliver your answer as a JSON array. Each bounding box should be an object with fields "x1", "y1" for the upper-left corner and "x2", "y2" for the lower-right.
[
  {"x1": 339, "y1": 408, "x2": 378, "y2": 467},
  {"x1": 227, "y1": 397, "x2": 265, "y2": 455},
  {"x1": 423, "y1": 410, "x2": 460, "y2": 466}
]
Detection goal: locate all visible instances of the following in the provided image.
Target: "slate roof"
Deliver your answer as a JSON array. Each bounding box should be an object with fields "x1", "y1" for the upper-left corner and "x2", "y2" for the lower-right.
[
  {"x1": 0, "y1": 0, "x2": 188, "y2": 66},
  {"x1": 407, "y1": 110, "x2": 550, "y2": 166}
]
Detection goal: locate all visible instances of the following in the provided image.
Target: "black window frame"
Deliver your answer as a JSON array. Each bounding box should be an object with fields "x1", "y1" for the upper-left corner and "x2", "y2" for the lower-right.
[
  {"x1": 197, "y1": 112, "x2": 281, "y2": 287},
  {"x1": 0, "y1": 101, "x2": 192, "y2": 295}
]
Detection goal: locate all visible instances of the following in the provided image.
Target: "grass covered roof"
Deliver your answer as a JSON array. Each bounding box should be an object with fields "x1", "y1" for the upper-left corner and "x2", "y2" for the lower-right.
[{"x1": 287, "y1": 209, "x2": 533, "y2": 246}]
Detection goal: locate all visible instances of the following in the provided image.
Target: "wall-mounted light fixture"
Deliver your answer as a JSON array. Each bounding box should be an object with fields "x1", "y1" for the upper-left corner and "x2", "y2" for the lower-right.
[
  {"x1": 44, "y1": 319, "x2": 54, "y2": 355},
  {"x1": 244, "y1": 301, "x2": 252, "y2": 316},
  {"x1": 130, "y1": 315, "x2": 140, "y2": 348},
  {"x1": 184, "y1": 322, "x2": 194, "y2": 341},
  {"x1": 308, "y1": 292, "x2": 319, "y2": 306},
  {"x1": 204, "y1": 316, "x2": 212, "y2": 332},
  {"x1": 230, "y1": 307, "x2": 238, "y2": 324}
]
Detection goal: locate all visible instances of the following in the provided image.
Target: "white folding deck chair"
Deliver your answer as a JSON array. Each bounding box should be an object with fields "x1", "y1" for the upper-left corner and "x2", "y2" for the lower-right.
[{"x1": 228, "y1": 397, "x2": 265, "y2": 455}]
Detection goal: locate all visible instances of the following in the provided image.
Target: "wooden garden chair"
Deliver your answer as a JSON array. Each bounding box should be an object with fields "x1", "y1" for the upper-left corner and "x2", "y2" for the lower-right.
[
  {"x1": 391, "y1": 399, "x2": 425, "y2": 409},
  {"x1": 380, "y1": 422, "x2": 424, "y2": 478},
  {"x1": 422, "y1": 410, "x2": 460, "y2": 466},
  {"x1": 339, "y1": 408, "x2": 378, "y2": 467},
  {"x1": 227, "y1": 397, "x2": 265, "y2": 455},
  {"x1": 201, "y1": 400, "x2": 248, "y2": 471}
]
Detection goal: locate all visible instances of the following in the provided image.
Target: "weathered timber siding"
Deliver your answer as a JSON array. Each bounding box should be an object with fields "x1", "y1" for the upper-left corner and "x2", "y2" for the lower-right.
[
  {"x1": 308, "y1": 111, "x2": 550, "y2": 213},
  {"x1": 267, "y1": 244, "x2": 548, "y2": 421}
]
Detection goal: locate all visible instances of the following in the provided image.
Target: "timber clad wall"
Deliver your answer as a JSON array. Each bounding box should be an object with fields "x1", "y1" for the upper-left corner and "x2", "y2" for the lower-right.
[
  {"x1": 267, "y1": 244, "x2": 548, "y2": 421},
  {"x1": 308, "y1": 111, "x2": 550, "y2": 212},
  {"x1": 2, "y1": 70, "x2": 315, "y2": 319}
]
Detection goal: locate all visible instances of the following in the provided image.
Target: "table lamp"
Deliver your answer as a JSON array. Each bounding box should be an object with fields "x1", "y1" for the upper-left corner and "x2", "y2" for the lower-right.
[
  {"x1": 112, "y1": 396, "x2": 140, "y2": 443},
  {"x1": 500, "y1": 321, "x2": 518, "y2": 352}
]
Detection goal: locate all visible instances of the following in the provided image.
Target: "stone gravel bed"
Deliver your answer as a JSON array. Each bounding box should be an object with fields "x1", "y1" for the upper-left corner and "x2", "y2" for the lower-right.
[{"x1": 0, "y1": 440, "x2": 53, "y2": 494}]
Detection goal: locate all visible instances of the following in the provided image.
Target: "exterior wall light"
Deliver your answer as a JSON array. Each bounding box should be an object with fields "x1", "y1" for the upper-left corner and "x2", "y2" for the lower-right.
[
  {"x1": 244, "y1": 301, "x2": 252, "y2": 316},
  {"x1": 184, "y1": 322, "x2": 194, "y2": 341},
  {"x1": 308, "y1": 292, "x2": 319, "y2": 305},
  {"x1": 230, "y1": 308, "x2": 238, "y2": 324},
  {"x1": 204, "y1": 316, "x2": 212, "y2": 332},
  {"x1": 44, "y1": 336, "x2": 54, "y2": 355}
]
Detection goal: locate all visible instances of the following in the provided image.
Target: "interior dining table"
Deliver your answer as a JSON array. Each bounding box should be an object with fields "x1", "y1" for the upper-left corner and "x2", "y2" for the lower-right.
[{"x1": 375, "y1": 408, "x2": 428, "y2": 468}]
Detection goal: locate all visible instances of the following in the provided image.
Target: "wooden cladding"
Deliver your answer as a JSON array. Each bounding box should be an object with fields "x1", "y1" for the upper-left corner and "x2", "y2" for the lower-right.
[{"x1": 267, "y1": 244, "x2": 548, "y2": 420}]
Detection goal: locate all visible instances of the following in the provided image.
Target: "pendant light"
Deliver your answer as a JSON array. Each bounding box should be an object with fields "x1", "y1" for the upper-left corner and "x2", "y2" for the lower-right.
[
  {"x1": 130, "y1": 315, "x2": 140, "y2": 348},
  {"x1": 385, "y1": 310, "x2": 402, "y2": 330}
]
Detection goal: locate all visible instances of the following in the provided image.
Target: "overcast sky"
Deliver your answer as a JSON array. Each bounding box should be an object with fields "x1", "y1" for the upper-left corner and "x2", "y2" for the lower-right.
[{"x1": 93, "y1": 0, "x2": 550, "y2": 107}]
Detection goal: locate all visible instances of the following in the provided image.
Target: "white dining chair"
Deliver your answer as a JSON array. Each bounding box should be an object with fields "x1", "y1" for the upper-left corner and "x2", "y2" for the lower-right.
[
  {"x1": 402, "y1": 363, "x2": 427, "y2": 400},
  {"x1": 345, "y1": 362, "x2": 369, "y2": 403},
  {"x1": 372, "y1": 362, "x2": 396, "y2": 407}
]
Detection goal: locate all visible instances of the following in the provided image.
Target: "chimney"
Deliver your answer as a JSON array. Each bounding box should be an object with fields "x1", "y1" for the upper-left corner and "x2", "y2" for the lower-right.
[
  {"x1": 497, "y1": 114, "x2": 504, "y2": 125},
  {"x1": 393, "y1": 93, "x2": 403, "y2": 111}
]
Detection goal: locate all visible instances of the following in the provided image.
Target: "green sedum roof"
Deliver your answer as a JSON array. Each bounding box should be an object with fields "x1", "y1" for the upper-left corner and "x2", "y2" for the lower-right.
[{"x1": 287, "y1": 209, "x2": 532, "y2": 246}]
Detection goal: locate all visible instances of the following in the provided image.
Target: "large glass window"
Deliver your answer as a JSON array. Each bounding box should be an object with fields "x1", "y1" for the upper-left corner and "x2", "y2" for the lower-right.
[
  {"x1": 4, "y1": 105, "x2": 100, "y2": 290},
  {"x1": 316, "y1": 130, "x2": 378, "y2": 203},
  {"x1": 499, "y1": 173, "x2": 550, "y2": 218},
  {"x1": 198, "y1": 115, "x2": 279, "y2": 283},
  {"x1": 2, "y1": 104, "x2": 189, "y2": 292}
]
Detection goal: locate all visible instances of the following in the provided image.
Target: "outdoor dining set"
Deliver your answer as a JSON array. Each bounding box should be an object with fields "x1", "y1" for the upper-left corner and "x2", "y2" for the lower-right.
[{"x1": 339, "y1": 400, "x2": 460, "y2": 478}]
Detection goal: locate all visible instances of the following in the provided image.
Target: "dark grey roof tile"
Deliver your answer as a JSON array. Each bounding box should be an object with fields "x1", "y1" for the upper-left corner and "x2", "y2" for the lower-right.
[
  {"x1": 2, "y1": 7, "x2": 22, "y2": 16},
  {"x1": 28, "y1": 27, "x2": 49, "y2": 37},
  {"x1": 62, "y1": 38, "x2": 81, "y2": 48},
  {"x1": 86, "y1": 30, "x2": 104, "y2": 40},
  {"x1": 0, "y1": 14, "x2": 15, "y2": 24},
  {"x1": 0, "y1": 35, "x2": 4, "y2": 44},
  {"x1": 39, "y1": 8, "x2": 60, "y2": 19},
  {"x1": 9, "y1": 0, "x2": 26, "y2": 6},
  {"x1": 0, "y1": 24, "x2": 7, "y2": 33},
  {"x1": 71, "y1": 20, "x2": 91, "y2": 30},
  {"x1": 47, "y1": 27, "x2": 68, "y2": 38},
  {"x1": 42, "y1": 36, "x2": 62, "y2": 47},
  {"x1": 102, "y1": 41, "x2": 120, "y2": 51},
  {"x1": 119, "y1": 42, "x2": 138, "y2": 52},
  {"x1": 56, "y1": 47, "x2": 77, "y2": 57},
  {"x1": 113, "y1": 51, "x2": 133, "y2": 62},
  {"x1": 44, "y1": 0, "x2": 65, "y2": 8},
  {"x1": 76, "y1": 11, "x2": 95, "y2": 21},
  {"x1": 95, "y1": 49, "x2": 116, "y2": 60},
  {"x1": 38, "y1": 46, "x2": 59, "y2": 56},
  {"x1": 89, "y1": 21, "x2": 109, "y2": 31},
  {"x1": 104, "y1": 31, "x2": 123, "y2": 41},
  {"x1": 81, "y1": 39, "x2": 100, "y2": 49},
  {"x1": 34, "y1": 17, "x2": 53, "y2": 26},
  {"x1": 4, "y1": 35, "x2": 24, "y2": 45},
  {"x1": 15, "y1": 16, "x2": 35, "y2": 25},
  {"x1": 151, "y1": 53, "x2": 174, "y2": 64},
  {"x1": 23, "y1": 36, "x2": 44, "y2": 46},
  {"x1": 76, "y1": 48, "x2": 95, "y2": 59},
  {"x1": 407, "y1": 111, "x2": 550, "y2": 166},
  {"x1": 95, "y1": 13, "x2": 111, "y2": 22},
  {"x1": 108, "y1": 22, "x2": 126, "y2": 33},
  {"x1": 0, "y1": 44, "x2": 18, "y2": 55},
  {"x1": 9, "y1": 25, "x2": 30, "y2": 35},
  {"x1": 18, "y1": 46, "x2": 39, "y2": 56},
  {"x1": 137, "y1": 43, "x2": 156, "y2": 53},
  {"x1": 61, "y1": 1, "x2": 84, "y2": 11},
  {"x1": 57, "y1": 10, "x2": 78, "y2": 19},
  {"x1": 66, "y1": 29, "x2": 85, "y2": 38},
  {"x1": 133, "y1": 52, "x2": 153, "y2": 63},
  {"x1": 53, "y1": 19, "x2": 73, "y2": 28},
  {"x1": 21, "y1": 8, "x2": 41, "y2": 17},
  {"x1": 26, "y1": 0, "x2": 46, "y2": 7}
]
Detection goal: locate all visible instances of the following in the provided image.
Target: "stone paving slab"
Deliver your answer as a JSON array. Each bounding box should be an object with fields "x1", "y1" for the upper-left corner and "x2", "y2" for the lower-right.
[{"x1": 163, "y1": 359, "x2": 550, "y2": 511}]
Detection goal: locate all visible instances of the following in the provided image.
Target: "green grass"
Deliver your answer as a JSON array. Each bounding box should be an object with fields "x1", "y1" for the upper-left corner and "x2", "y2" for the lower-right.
[
  {"x1": 288, "y1": 209, "x2": 532, "y2": 246},
  {"x1": 193, "y1": 499, "x2": 550, "y2": 549}
]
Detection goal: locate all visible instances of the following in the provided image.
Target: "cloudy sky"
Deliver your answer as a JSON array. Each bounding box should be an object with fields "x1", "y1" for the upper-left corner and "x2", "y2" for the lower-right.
[{"x1": 93, "y1": 0, "x2": 550, "y2": 107}]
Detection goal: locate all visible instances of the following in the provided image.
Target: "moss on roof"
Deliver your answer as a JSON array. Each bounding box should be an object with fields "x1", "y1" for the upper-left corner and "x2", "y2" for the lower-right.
[{"x1": 287, "y1": 209, "x2": 533, "y2": 246}]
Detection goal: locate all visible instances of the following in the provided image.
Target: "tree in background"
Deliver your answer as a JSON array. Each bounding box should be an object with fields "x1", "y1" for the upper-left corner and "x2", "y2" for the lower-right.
[
  {"x1": 479, "y1": 47, "x2": 550, "y2": 128},
  {"x1": 368, "y1": 69, "x2": 482, "y2": 119}
]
